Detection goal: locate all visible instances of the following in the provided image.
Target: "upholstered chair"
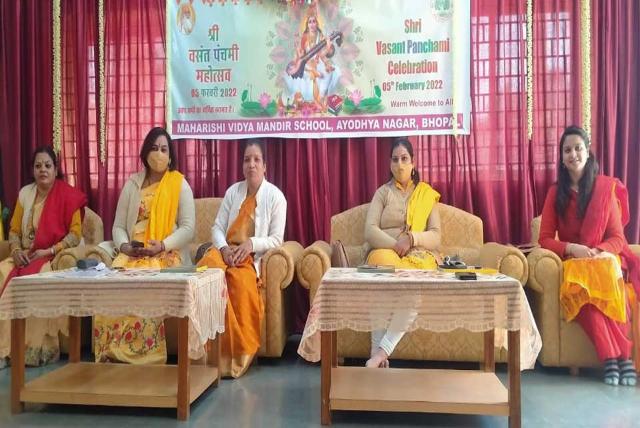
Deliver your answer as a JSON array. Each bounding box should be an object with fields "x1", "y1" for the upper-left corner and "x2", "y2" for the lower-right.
[
  {"x1": 52, "y1": 208, "x2": 105, "y2": 269},
  {"x1": 0, "y1": 207, "x2": 104, "y2": 270},
  {"x1": 86, "y1": 197, "x2": 303, "y2": 358},
  {"x1": 527, "y1": 216, "x2": 640, "y2": 372},
  {"x1": 296, "y1": 202, "x2": 528, "y2": 363}
]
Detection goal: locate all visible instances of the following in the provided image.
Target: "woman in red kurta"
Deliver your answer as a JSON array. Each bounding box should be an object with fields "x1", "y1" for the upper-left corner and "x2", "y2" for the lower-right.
[{"x1": 539, "y1": 125, "x2": 639, "y2": 386}]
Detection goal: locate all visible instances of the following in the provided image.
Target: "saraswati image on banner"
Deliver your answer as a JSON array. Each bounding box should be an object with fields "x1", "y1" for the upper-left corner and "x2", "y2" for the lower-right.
[{"x1": 167, "y1": 0, "x2": 470, "y2": 139}]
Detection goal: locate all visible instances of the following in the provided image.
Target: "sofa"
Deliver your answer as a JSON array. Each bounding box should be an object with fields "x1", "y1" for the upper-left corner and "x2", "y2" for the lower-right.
[
  {"x1": 296, "y1": 202, "x2": 528, "y2": 362},
  {"x1": 86, "y1": 197, "x2": 303, "y2": 358},
  {"x1": 527, "y1": 216, "x2": 640, "y2": 370}
]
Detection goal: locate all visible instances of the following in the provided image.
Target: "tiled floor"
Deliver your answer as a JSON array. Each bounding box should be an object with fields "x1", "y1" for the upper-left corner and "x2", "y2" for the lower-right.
[{"x1": 1, "y1": 339, "x2": 639, "y2": 428}]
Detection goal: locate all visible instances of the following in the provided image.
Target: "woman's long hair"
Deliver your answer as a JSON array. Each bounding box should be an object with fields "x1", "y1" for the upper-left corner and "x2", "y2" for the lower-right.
[
  {"x1": 555, "y1": 126, "x2": 599, "y2": 218},
  {"x1": 390, "y1": 137, "x2": 420, "y2": 185}
]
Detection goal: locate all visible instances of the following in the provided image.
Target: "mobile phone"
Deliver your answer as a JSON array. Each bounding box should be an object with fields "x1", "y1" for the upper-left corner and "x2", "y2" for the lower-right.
[
  {"x1": 130, "y1": 240, "x2": 144, "y2": 248},
  {"x1": 455, "y1": 271, "x2": 477, "y2": 280}
]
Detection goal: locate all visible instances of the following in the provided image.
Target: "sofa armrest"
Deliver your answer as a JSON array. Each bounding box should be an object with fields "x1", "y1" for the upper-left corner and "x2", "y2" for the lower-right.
[
  {"x1": 0, "y1": 241, "x2": 10, "y2": 261},
  {"x1": 526, "y1": 247, "x2": 563, "y2": 294},
  {"x1": 526, "y1": 246, "x2": 563, "y2": 366},
  {"x1": 478, "y1": 242, "x2": 528, "y2": 285},
  {"x1": 296, "y1": 241, "x2": 331, "y2": 304},
  {"x1": 52, "y1": 246, "x2": 87, "y2": 270},
  {"x1": 260, "y1": 241, "x2": 303, "y2": 290},
  {"x1": 85, "y1": 245, "x2": 114, "y2": 267}
]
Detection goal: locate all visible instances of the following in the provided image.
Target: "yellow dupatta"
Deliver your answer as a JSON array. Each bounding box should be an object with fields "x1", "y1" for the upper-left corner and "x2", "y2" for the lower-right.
[
  {"x1": 367, "y1": 182, "x2": 441, "y2": 270},
  {"x1": 561, "y1": 255, "x2": 629, "y2": 322},
  {"x1": 406, "y1": 182, "x2": 440, "y2": 232},
  {"x1": 144, "y1": 170, "x2": 184, "y2": 243}
]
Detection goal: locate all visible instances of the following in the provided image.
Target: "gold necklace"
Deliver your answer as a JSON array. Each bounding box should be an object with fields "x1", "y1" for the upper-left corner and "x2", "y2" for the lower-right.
[{"x1": 27, "y1": 189, "x2": 49, "y2": 241}]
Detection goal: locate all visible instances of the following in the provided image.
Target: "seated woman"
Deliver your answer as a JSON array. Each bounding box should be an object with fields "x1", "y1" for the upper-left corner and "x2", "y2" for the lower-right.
[
  {"x1": 94, "y1": 127, "x2": 195, "y2": 364},
  {"x1": 197, "y1": 139, "x2": 286, "y2": 378},
  {"x1": 364, "y1": 137, "x2": 441, "y2": 368},
  {"x1": 0, "y1": 146, "x2": 87, "y2": 367},
  {"x1": 539, "y1": 125, "x2": 639, "y2": 386}
]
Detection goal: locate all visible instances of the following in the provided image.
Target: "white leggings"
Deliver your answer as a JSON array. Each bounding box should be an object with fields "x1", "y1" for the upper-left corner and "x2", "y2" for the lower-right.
[{"x1": 371, "y1": 308, "x2": 417, "y2": 357}]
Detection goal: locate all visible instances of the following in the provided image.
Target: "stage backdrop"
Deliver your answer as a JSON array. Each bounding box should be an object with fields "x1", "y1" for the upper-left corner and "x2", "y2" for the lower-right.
[{"x1": 167, "y1": 0, "x2": 470, "y2": 139}]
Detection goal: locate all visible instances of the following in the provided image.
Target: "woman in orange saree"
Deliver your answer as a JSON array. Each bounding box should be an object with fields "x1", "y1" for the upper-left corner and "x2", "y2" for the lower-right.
[
  {"x1": 0, "y1": 146, "x2": 87, "y2": 367},
  {"x1": 539, "y1": 126, "x2": 639, "y2": 386},
  {"x1": 197, "y1": 139, "x2": 287, "y2": 378},
  {"x1": 94, "y1": 127, "x2": 195, "y2": 364}
]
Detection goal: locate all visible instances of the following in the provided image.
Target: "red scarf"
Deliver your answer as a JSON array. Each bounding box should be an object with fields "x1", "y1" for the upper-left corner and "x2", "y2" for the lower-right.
[
  {"x1": 1, "y1": 180, "x2": 87, "y2": 294},
  {"x1": 580, "y1": 175, "x2": 640, "y2": 294}
]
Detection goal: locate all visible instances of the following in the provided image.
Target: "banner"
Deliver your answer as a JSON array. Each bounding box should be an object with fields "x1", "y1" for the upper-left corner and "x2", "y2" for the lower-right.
[{"x1": 167, "y1": 0, "x2": 470, "y2": 139}]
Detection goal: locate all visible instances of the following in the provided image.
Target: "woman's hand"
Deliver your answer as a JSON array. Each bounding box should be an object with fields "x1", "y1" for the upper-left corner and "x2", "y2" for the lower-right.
[
  {"x1": 589, "y1": 248, "x2": 602, "y2": 257},
  {"x1": 12, "y1": 249, "x2": 30, "y2": 267},
  {"x1": 324, "y1": 37, "x2": 332, "y2": 50},
  {"x1": 394, "y1": 233, "x2": 412, "y2": 257},
  {"x1": 221, "y1": 246, "x2": 236, "y2": 267},
  {"x1": 231, "y1": 240, "x2": 253, "y2": 265},
  {"x1": 28, "y1": 248, "x2": 52, "y2": 261},
  {"x1": 140, "y1": 240, "x2": 164, "y2": 257},
  {"x1": 119, "y1": 243, "x2": 142, "y2": 257},
  {"x1": 567, "y1": 243, "x2": 592, "y2": 258}
]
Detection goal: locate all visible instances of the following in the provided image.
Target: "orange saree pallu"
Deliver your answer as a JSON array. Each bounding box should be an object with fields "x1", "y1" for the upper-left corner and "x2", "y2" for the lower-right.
[{"x1": 197, "y1": 194, "x2": 264, "y2": 378}]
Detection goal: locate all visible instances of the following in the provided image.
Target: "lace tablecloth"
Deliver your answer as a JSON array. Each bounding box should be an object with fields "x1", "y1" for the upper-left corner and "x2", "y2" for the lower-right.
[
  {"x1": 298, "y1": 268, "x2": 541, "y2": 370},
  {"x1": 0, "y1": 268, "x2": 227, "y2": 359}
]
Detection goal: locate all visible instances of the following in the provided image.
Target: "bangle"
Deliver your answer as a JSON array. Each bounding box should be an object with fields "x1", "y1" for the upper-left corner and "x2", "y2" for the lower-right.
[
  {"x1": 161, "y1": 241, "x2": 166, "y2": 252},
  {"x1": 50, "y1": 247, "x2": 55, "y2": 256}
]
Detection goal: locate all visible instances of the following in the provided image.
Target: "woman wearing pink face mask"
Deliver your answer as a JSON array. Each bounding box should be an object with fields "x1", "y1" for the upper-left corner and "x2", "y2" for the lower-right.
[
  {"x1": 94, "y1": 127, "x2": 195, "y2": 364},
  {"x1": 363, "y1": 137, "x2": 441, "y2": 368}
]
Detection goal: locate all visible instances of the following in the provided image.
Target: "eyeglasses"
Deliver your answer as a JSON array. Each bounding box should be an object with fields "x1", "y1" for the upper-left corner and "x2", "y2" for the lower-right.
[{"x1": 391, "y1": 155, "x2": 411, "y2": 164}]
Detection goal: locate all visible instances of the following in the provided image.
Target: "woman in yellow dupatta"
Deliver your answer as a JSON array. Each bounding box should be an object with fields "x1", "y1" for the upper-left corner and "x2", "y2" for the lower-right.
[
  {"x1": 197, "y1": 139, "x2": 287, "y2": 378},
  {"x1": 364, "y1": 137, "x2": 441, "y2": 368},
  {"x1": 539, "y1": 126, "x2": 638, "y2": 386},
  {"x1": 94, "y1": 127, "x2": 195, "y2": 364}
]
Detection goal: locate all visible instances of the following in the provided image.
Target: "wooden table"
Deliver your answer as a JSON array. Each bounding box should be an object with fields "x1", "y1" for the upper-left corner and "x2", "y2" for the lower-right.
[
  {"x1": 298, "y1": 268, "x2": 534, "y2": 428},
  {"x1": 1, "y1": 268, "x2": 227, "y2": 420}
]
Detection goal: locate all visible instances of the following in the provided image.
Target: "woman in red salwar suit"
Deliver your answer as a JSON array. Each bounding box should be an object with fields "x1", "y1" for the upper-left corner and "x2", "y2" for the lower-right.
[{"x1": 539, "y1": 125, "x2": 639, "y2": 386}]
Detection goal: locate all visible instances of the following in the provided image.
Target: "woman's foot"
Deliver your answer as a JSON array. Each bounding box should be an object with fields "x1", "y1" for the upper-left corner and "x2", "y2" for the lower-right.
[
  {"x1": 604, "y1": 358, "x2": 620, "y2": 385},
  {"x1": 619, "y1": 359, "x2": 637, "y2": 386},
  {"x1": 365, "y1": 347, "x2": 389, "y2": 368}
]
